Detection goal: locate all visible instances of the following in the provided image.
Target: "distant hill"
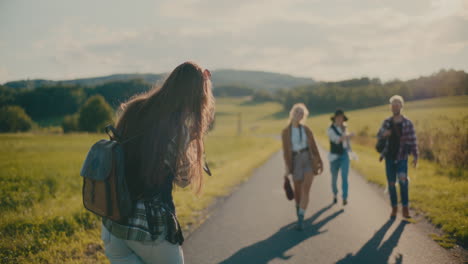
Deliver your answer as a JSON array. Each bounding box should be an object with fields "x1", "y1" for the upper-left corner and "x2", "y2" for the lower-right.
[
  {"x1": 3, "y1": 73, "x2": 164, "y2": 90},
  {"x1": 211, "y1": 70, "x2": 314, "y2": 90},
  {"x1": 3, "y1": 70, "x2": 314, "y2": 91}
]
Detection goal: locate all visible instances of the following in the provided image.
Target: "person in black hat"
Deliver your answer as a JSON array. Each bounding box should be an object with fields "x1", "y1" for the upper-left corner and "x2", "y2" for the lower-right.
[{"x1": 327, "y1": 109, "x2": 354, "y2": 205}]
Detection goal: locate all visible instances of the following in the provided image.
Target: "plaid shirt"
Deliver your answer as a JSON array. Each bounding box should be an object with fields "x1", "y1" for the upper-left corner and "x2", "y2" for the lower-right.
[
  {"x1": 102, "y1": 197, "x2": 179, "y2": 242},
  {"x1": 103, "y1": 127, "x2": 191, "y2": 244},
  {"x1": 377, "y1": 116, "x2": 419, "y2": 161}
]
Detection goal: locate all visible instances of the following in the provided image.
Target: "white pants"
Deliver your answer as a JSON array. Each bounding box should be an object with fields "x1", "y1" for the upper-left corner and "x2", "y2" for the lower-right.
[{"x1": 101, "y1": 225, "x2": 184, "y2": 264}]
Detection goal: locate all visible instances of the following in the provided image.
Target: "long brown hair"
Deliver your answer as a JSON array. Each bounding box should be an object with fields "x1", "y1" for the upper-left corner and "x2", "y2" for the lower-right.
[{"x1": 115, "y1": 62, "x2": 214, "y2": 196}]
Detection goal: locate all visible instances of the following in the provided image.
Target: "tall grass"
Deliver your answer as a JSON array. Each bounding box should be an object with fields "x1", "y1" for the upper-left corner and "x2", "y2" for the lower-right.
[{"x1": 417, "y1": 118, "x2": 467, "y2": 178}]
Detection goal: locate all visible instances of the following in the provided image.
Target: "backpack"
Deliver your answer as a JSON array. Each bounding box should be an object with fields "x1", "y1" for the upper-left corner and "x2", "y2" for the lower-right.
[
  {"x1": 375, "y1": 119, "x2": 392, "y2": 153},
  {"x1": 80, "y1": 125, "x2": 134, "y2": 222},
  {"x1": 375, "y1": 138, "x2": 386, "y2": 153}
]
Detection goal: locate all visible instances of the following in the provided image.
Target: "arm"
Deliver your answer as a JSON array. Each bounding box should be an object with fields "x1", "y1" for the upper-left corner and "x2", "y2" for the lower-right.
[
  {"x1": 307, "y1": 127, "x2": 323, "y2": 174},
  {"x1": 282, "y1": 130, "x2": 292, "y2": 175},
  {"x1": 377, "y1": 119, "x2": 392, "y2": 139},
  {"x1": 407, "y1": 121, "x2": 419, "y2": 166},
  {"x1": 173, "y1": 126, "x2": 193, "y2": 188},
  {"x1": 328, "y1": 126, "x2": 342, "y2": 144}
]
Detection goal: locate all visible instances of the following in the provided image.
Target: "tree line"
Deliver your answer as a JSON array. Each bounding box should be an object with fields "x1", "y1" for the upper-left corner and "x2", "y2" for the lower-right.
[
  {"x1": 273, "y1": 69, "x2": 468, "y2": 114},
  {"x1": 0, "y1": 68, "x2": 466, "y2": 132},
  {"x1": 0, "y1": 79, "x2": 152, "y2": 132}
]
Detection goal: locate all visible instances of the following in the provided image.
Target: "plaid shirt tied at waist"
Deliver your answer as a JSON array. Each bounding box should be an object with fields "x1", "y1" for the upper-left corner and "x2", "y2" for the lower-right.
[
  {"x1": 102, "y1": 195, "x2": 183, "y2": 244},
  {"x1": 102, "y1": 126, "x2": 191, "y2": 245}
]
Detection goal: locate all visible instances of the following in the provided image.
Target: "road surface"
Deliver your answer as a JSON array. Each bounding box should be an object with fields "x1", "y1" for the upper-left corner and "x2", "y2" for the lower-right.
[{"x1": 183, "y1": 148, "x2": 460, "y2": 264}]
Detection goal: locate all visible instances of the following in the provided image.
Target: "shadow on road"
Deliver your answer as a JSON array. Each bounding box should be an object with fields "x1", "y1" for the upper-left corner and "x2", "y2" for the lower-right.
[
  {"x1": 219, "y1": 203, "x2": 343, "y2": 264},
  {"x1": 336, "y1": 219, "x2": 408, "y2": 264}
]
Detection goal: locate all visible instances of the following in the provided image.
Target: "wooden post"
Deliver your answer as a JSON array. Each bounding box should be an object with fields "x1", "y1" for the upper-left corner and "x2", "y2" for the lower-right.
[{"x1": 237, "y1": 112, "x2": 242, "y2": 136}]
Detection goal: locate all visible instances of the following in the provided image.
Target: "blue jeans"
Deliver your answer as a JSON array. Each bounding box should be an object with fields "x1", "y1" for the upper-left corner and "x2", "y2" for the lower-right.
[
  {"x1": 385, "y1": 159, "x2": 409, "y2": 207},
  {"x1": 330, "y1": 152, "x2": 350, "y2": 199}
]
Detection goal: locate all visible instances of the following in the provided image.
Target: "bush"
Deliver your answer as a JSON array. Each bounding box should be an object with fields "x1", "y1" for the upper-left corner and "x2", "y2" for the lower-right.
[
  {"x1": 0, "y1": 105, "x2": 35, "y2": 132},
  {"x1": 61, "y1": 114, "x2": 80, "y2": 133},
  {"x1": 213, "y1": 85, "x2": 255, "y2": 97},
  {"x1": 16, "y1": 85, "x2": 86, "y2": 120},
  {"x1": 78, "y1": 95, "x2": 113, "y2": 132},
  {"x1": 252, "y1": 90, "x2": 275, "y2": 102}
]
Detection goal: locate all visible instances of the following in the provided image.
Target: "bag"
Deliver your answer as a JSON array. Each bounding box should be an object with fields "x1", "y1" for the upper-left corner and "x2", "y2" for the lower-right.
[
  {"x1": 376, "y1": 119, "x2": 394, "y2": 153},
  {"x1": 283, "y1": 177, "x2": 294, "y2": 201},
  {"x1": 375, "y1": 138, "x2": 386, "y2": 153},
  {"x1": 80, "y1": 125, "x2": 134, "y2": 222}
]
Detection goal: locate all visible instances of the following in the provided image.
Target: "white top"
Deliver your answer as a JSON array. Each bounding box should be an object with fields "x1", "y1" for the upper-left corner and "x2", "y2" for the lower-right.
[
  {"x1": 327, "y1": 125, "x2": 348, "y2": 162},
  {"x1": 291, "y1": 126, "x2": 308, "y2": 151}
]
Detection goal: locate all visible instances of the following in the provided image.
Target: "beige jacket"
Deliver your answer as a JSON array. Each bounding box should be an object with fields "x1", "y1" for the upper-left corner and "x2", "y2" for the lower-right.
[{"x1": 281, "y1": 124, "x2": 323, "y2": 175}]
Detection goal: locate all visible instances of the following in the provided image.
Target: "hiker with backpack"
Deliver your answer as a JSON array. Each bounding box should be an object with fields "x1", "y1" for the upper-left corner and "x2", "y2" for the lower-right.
[
  {"x1": 282, "y1": 103, "x2": 323, "y2": 230},
  {"x1": 327, "y1": 109, "x2": 355, "y2": 206},
  {"x1": 377, "y1": 95, "x2": 418, "y2": 219},
  {"x1": 89, "y1": 62, "x2": 214, "y2": 263}
]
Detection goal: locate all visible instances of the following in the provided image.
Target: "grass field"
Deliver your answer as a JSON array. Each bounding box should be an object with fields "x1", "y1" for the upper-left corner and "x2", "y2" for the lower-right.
[
  {"x1": 1, "y1": 96, "x2": 466, "y2": 263},
  {"x1": 307, "y1": 95, "x2": 468, "y2": 247},
  {"x1": 0, "y1": 98, "x2": 286, "y2": 264}
]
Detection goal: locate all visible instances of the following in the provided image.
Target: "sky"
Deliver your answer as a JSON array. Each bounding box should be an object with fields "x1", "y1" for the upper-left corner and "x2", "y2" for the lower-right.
[{"x1": 0, "y1": 0, "x2": 467, "y2": 83}]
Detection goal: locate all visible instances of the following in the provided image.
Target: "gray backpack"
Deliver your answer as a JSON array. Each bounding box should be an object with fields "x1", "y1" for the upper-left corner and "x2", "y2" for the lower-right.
[{"x1": 80, "y1": 125, "x2": 133, "y2": 222}]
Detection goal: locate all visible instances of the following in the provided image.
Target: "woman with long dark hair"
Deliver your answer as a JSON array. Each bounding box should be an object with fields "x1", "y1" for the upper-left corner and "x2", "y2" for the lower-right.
[
  {"x1": 282, "y1": 103, "x2": 323, "y2": 230},
  {"x1": 101, "y1": 62, "x2": 214, "y2": 263}
]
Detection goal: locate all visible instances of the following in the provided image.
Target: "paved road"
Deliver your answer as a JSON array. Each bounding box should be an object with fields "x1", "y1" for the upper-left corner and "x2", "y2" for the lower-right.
[{"x1": 183, "y1": 148, "x2": 460, "y2": 264}]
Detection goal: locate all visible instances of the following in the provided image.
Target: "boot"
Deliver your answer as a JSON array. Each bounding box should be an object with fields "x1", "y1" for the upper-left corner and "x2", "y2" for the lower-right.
[
  {"x1": 296, "y1": 213, "x2": 304, "y2": 231},
  {"x1": 402, "y1": 206, "x2": 411, "y2": 218},
  {"x1": 390, "y1": 206, "x2": 397, "y2": 218}
]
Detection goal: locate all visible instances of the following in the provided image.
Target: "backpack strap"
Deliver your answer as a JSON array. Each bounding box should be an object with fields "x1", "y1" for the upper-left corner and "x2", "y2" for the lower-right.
[
  {"x1": 299, "y1": 124, "x2": 303, "y2": 142},
  {"x1": 105, "y1": 180, "x2": 113, "y2": 216},
  {"x1": 105, "y1": 125, "x2": 122, "y2": 141},
  {"x1": 105, "y1": 124, "x2": 146, "y2": 144},
  {"x1": 330, "y1": 125, "x2": 342, "y2": 137}
]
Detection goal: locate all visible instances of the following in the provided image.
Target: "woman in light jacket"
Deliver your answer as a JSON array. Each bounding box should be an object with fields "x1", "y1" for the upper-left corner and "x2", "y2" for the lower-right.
[{"x1": 282, "y1": 103, "x2": 323, "y2": 230}]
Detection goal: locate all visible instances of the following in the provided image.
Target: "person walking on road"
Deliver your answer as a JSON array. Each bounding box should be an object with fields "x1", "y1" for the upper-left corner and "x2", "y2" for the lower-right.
[
  {"x1": 328, "y1": 109, "x2": 354, "y2": 206},
  {"x1": 282, "y1": 103, "x2": 323, "y2": 230},
  {"x1": 101, "y1": 62, "x2": 215, "y2": 264},
  {"x1": 377, "y1": 95, "x2": 418, "y2": 219}
]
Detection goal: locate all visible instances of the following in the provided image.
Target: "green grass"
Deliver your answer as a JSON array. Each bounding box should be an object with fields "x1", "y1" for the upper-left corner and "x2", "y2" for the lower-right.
[
  {"x1": 0, "y1": 98, "x2": 285, "y2": 263},
  {"x1": 307, "y1": 95, "x2": 468, "y2": 247},
  {"x1": 2, "y1": 96, "x2": 466, "y2": 263}
]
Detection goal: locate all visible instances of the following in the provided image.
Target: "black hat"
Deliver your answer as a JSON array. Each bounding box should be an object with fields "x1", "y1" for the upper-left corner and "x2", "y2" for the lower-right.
[{"x1": 331, "y1": 109, "x2": 348, "y2": 121}]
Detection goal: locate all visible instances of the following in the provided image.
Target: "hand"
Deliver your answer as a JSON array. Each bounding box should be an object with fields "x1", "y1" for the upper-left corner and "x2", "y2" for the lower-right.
[
  {"x1": 317, "y1": 167, "x2": 323, "y2": 175},
  {"x1": 315, "y1": 163, "x2": 323, "y2": 174},
  {"x1": 284, "y1": 171, "x2": 290, "y2": 180},
  {"x1": 412, "y1": 159, "x2": 418, "y2": 168},
  {"x1": 382, "y1": 130, "x2": 391, "y2": 137},
  {"x1": 379, "y1": 156, "x2": 384, "y2": 162}
]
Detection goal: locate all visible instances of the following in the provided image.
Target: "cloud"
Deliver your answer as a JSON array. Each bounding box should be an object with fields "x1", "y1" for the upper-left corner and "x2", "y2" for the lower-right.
[
  {"x1": 0, "y1": 67, "x2": 10, "y2": 82},
  {"x1": 1, "y1": 0, "x2": 467, "y2": 82}
]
